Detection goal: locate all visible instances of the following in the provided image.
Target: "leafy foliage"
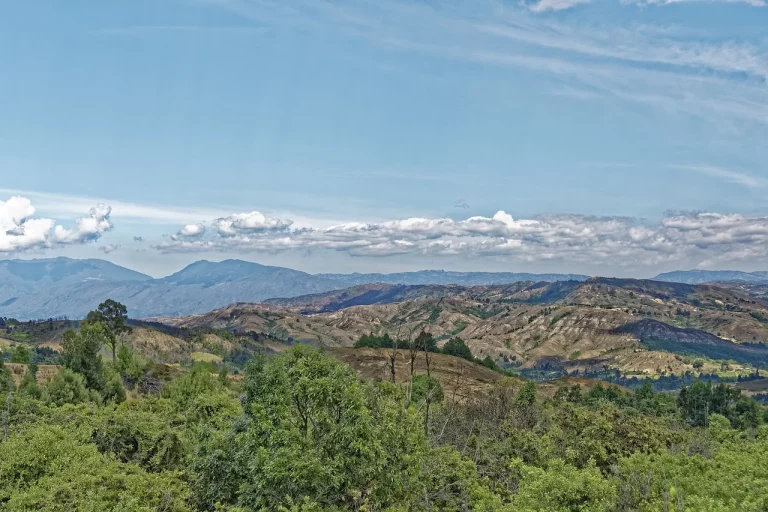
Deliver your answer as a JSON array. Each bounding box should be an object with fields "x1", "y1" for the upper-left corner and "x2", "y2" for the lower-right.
[
  {"x1": 86, "y1": 299, "x2": 130, "y2": 362},
  {"x1": 441, "y1": 337, "x2": 474, "y2": 361},
  {"x1": 60, "y1": 323, "x2": 107, "y2": 391},
  {"x1": 1, "y1": 332, "x2": 767, "y2": 512}
]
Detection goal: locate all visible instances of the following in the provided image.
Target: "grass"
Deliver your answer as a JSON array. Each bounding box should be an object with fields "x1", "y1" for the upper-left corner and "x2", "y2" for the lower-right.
[
  {"x1": 451, "y1": 321, "x2": 468, "y2": 335},
  {"x1": 191, "y1": 352, "x2": 223, "y2": 363}
]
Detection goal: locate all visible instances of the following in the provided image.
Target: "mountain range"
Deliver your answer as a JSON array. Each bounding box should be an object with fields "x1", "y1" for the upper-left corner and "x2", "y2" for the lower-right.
[
  {"x1": 316, "y1": 270, "x2": 589, "y2": 286},
  {"x1": 1, "y1": 257, "x2": 767, "y2": 320},
  {"x1": 653, "y1": 270, "x2": 768, "y2": 284},
  {"x1": 0, "y1": 258, "x2": 588, "y2": 319}
]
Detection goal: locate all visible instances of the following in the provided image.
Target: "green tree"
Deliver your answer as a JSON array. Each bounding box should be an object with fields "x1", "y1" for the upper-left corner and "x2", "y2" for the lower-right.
[
  {"x1": 86, "y1": 299, "x2": 129, "y2": 363},
  {"x1": 16, "y1": 365, "x2": 42, "y2": 400},
  {"x1": 0, "y1": 360, "x2": 13, "y2": 393},
  {"x1": 9, "y1": 344, "x2": 31, "y2": 364},
  {"x1": 354, "y1": 333, "x2": 394, "y2": 349},
  {"x1": 45, "y1": 367, "x2": 90, "y2": 406},
  {"x1": 442, "y1": 337, "x2": 474, "y2": 361},
  {"x1": 217, "y1": 366, "x2": 229, "y2": 388},
  {"x1": 193, "y1": 346, "x2": 427, "y2": 510},
  {"x1": 115, "y1": 344, "x2": 146, "y2": 389},
  {"x1": 517, "y1": 381, "x2": 537, "y2": 407},
  {"x1": 103, "y1": 370, "x2": 127, "y2": 404},
  {"x1": 61, "y1": 323, "x2": 107, "y2": 391},
  {"x1": 415, "y1": 330, "x2": 438, "y2": 352},
  {"x1": 411, "y1": 374, "x2": 444, "y2": 407}
]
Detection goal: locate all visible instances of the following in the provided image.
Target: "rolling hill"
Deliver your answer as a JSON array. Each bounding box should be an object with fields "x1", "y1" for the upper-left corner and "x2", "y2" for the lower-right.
[{"x1": 158, "y1": 277, "x2": 768, "y2": 377}]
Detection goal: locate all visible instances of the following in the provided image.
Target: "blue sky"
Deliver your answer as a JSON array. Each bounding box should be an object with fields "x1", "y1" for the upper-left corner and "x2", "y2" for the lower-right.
[{"x1": 1, "y1": 0, "x2": 767, "y2": 277}]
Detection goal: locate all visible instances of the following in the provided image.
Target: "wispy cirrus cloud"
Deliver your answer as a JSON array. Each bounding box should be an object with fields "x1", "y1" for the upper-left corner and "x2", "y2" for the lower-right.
[
  {"x1": 95, "y1": 25, "x2": 267, "y2": 36},
  {"x1": 0, "y1": 188, "x2": 232, "y2": 224},
  {"x1": 626, "y1": 0, "x2": 765, "y2": 7},
  {"x1": 666, "y1": 164, "x2": 767, "y2": 188},
  {"x1": 204, "y1": 0, "x2": 768, "y2": 128}
]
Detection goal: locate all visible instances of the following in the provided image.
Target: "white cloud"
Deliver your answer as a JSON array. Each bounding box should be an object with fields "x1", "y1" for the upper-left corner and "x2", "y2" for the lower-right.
[
  {"x1": 0, "y1": 197, "x2": 54, "y2": 252},
  {"x1": 53, "y1": 204, "x2": 113, "y2": 244},
  {"x1": 175, "y1": 223, "x2": 206, "y2": 239},
  {"x1": 213, "y1": 211, "x2": 293, "y2": 237},
  {"x1": 0, "y1": 196, "x2": 113, "y2": 253},
  {"x1": 100, "y1": 244, "x2": 120, "y2": 254},
  {"x1": 155, "y1": 208, "x2": 768, "y2": 268},
  {"x1": 528, "y1": 0, "x2": 590, "y2": 12}
]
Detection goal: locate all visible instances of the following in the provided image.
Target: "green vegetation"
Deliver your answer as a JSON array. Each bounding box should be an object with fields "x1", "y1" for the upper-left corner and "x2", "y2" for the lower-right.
[
  {"x1": 2, "y1": 300, "x2": 768, "y2": 511},
  {"x1": 2, "y1": 342, "x2": 768, "y2": 511},
  {"x1": 642, "y1": 336, "x2": 768, "y2": 366},
  {"x1": 442, "y1": 336, "x2": 474, "y2": 360},
  {"x1": 86, "y1": 299, "x2": 130, "y2": 363}
]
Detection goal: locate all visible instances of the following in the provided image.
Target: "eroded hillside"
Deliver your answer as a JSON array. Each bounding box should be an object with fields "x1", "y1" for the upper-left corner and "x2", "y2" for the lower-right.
[{"x1": 157, "y1": 278, "x2": 768, "y2": 376}]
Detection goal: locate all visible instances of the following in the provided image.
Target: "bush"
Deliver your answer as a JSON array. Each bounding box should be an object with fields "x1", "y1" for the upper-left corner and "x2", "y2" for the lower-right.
[
  {"x1": 411, "y1": 374, "x2": 444, "y2": 406},
  {"x1": 0, "y1": 424, "x2": 189, "y2": 510},
  {"x1": 103, "y1": 370, "x2": 127, "y2": 404},
  {"x1": 45, "y1": 367, "x2": 90, "y2": 406}
]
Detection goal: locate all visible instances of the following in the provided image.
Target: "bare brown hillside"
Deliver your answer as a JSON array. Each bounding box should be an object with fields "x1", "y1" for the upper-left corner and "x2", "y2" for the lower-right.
[
  {"x1": 326, "y1": 347, "x2": 506, "y2": 400},
  {"x1": 154, "y1": 278, "x2": 768, "y2": 376}
]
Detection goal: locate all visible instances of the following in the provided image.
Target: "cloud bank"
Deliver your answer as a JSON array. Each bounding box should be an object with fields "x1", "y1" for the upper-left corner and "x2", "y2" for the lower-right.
[
  {"x1": 155, "y1": 209, "x2": 768, "y2": 268},
  {"x1": 0, "y1": 196, "x2": 113, "y2": 253}
]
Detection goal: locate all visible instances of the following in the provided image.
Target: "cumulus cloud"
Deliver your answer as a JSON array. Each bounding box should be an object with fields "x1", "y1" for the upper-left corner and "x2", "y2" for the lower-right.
[
  {"x1": 52, "y1": 204, "x2": 113, "y2": 244},
  {"x1": 155, "y1": 209, "x2": 768, "y2": 268},
  {"x1": 213, "y1": 211, "x2": 293, "y2": 237},
  {"x1": 171, "y1": 223, "x2": 206, "y2": 240},
  {"x1": 0, "y1": 196, "x2": 113, "y2": 253}
]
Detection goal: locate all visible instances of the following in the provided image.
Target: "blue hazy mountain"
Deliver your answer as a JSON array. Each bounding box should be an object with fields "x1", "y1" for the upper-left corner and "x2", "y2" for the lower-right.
[
  {"x1": 0, "y1": 259, "x2": 342, "y2": 319},
  {"x1": 316, "y1": 269, "x2": 589, "y2": 287},
  {"x1": 653, "y1": 270, "x2": 768, "y2": 285},
  {"x1": 13, "y1": 258, "x2": 764, "y2": 320},
  {"x1": 0, "y1": 257, "x2": 151, "y2": 309}
]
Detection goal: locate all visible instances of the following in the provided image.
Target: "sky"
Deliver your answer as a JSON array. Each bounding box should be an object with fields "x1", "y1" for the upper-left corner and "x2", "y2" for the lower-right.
[{"x1": 1, "y1": 0, "x2": 767, "y2": 278}]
